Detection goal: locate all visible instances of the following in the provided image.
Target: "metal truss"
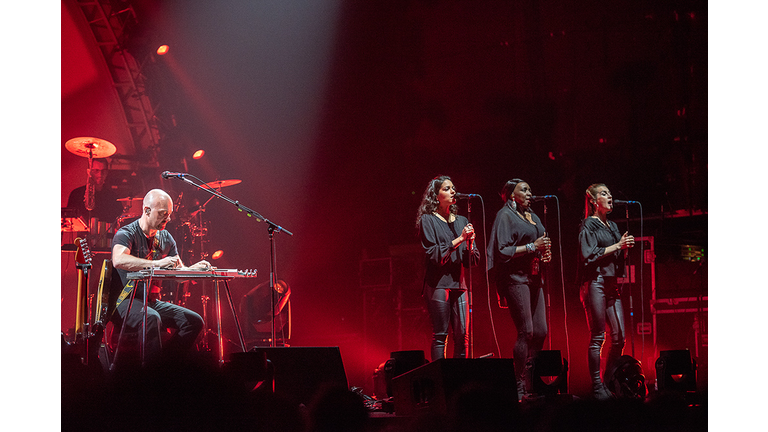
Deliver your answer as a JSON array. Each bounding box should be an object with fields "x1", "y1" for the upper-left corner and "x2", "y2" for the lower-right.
[{"x1": 75, "y1": 0, "x2": 160, "y2": 167}]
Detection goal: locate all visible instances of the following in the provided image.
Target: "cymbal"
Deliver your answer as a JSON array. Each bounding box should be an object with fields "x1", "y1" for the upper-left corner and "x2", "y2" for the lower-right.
[
  {"x1": 202, "y1": 179, "x2": 242, "y2": 189},
  {"x1": 65, "y1": 137, "x2": 117, "y2": 158},
  {"x1": 117, "y1": 197, "x2": 143, "y2": 202}
]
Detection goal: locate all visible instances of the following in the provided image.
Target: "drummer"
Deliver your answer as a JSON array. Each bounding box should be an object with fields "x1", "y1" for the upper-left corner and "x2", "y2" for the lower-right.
[{"x1": 66, "y1": 157, "x2": 123, "y2": 223}]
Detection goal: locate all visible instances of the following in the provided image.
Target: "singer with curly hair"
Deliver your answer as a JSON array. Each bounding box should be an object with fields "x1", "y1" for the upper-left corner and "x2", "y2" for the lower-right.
[
  {"x1": 416, "y1": 175, "x2": 480, "y2": 360},
  {"x1": 578, "y1": 183, "x2": 635, "y2": 400}
]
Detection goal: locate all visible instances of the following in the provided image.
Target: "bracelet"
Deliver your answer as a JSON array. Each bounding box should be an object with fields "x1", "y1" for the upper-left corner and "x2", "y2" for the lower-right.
[{"x1": 525, "y1": 243, "x2": 535, "y2": 254}]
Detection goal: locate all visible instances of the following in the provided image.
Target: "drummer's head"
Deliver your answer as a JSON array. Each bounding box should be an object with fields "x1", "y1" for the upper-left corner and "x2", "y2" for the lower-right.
[
  {"x1": 142, "y1": 189, "x2": 173, "y2": 231},
  {"x1": 88, "y1": 158, "x2": 109, "y2": 189}
]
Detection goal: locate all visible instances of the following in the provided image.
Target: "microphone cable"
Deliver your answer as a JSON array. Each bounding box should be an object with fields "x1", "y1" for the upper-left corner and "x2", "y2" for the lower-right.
[
  {"x1": 477, "y1": 195, "x2": 503, "y2": 358},
  {"x1": 638, "y1": 201, "x2": 645, "y2": 364},
  {"x1": 550, "y1": 196, "x2": 571, "y2": 389},
  {"x1": 547, "y1": 195, "x2": 571, "y2": 387}
]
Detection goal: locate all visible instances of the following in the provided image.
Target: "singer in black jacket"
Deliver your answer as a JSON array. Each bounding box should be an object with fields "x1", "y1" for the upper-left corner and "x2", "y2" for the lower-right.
[
  {"x1": 487, "y1": 178, "x2": 551, "y2": 399},
  {"x1": 578, "y1": 183, "x2": 635, "y2": 400},
  {"x1": 416, "y1": 175, "x2": 480, "y2": 361}
]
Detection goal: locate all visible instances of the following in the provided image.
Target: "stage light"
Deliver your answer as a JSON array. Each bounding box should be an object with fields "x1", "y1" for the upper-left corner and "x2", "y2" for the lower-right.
[
  {"x1": 192, "y1": 149, "x2": 205, "y2": 159},
  {"x1": 530, "y1": 350, "x2": 568, "y2": 396},
  {"x1": 212, "y1": 250, "x2": 224, "y2": 260},
  {"x1": 156, "y1": 44, "x2": 170, "y2": 56},
  {"x1": 380, "y1": 350, "x2": 428, "y2": 398},
  {"x1": 605, "y1": 355, "x2": 647, "y2": 399},
  {"x1": 239, "y1": 280, "x2": 292, "y2": 346},
  {"x1": 655, "y1": 349, "x2": 697, "y2": 393}
]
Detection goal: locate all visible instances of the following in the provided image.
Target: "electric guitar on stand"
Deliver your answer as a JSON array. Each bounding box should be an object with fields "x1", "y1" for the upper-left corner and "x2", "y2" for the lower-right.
[{"x1": 72, "y1": 237, "x2": 103, "y2": 367}]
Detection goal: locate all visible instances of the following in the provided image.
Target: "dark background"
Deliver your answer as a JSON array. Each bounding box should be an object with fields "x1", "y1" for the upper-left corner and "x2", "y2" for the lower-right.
[{"x1": 60, "y1": 0, "x2": 707, "y2": 396}]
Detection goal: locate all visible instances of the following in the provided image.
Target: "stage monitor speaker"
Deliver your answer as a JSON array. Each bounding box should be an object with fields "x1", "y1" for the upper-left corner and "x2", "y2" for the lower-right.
[
  {"x1": 391, "y1": 358, "x2": 516, "y2": 417},
  {"x1": 249, "y1": 347, "x2": 348, "y2": 406}
]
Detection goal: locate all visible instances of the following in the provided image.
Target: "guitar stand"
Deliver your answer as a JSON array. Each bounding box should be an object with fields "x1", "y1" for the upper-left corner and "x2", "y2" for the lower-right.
[{"x1": 109, "y1": 272, "x2": 247, "y2": 370}]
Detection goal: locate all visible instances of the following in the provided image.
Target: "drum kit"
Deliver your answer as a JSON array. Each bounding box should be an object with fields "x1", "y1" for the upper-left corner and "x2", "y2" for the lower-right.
[
  {"x1": 63, "y1": 136, "x2": 241, "y2": 257},
  {"x1": 64, "y1": 136, "x2": 250, "y2": 352},
  {"x1": 63, "y1": 137, "x2": 241, "y2": 291}
]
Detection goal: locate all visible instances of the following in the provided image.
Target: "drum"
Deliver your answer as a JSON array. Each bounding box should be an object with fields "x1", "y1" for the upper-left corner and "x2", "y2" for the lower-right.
[
  {"x1": 86, "y1": 218, "x2": 114, "y2": 250},
  {"x1": 118, "y1": 197, "x2": 143, "y2": 218}
]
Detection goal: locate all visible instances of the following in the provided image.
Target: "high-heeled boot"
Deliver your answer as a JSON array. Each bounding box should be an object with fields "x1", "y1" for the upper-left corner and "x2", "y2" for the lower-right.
[
  {"x1": 516, "y1": 359, "x2": 533, "y2": 402},
  {"x1": 591, "y1": 370, "x2": 613, "y2": 401},
  {"x1": 516, "y1": 376, "x2": 526, "y2": 402}
]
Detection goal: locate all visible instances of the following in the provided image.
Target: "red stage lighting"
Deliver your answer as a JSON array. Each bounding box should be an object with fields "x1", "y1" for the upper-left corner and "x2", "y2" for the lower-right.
[
  {"x1": 193, "y1": 149, "x2": 205, "y2": 159},
  {"x1": 212, "y1": 250, "x2": 224, "y2": 260},
  {"x1": 156, "y1": 45, "x2": 170, "y2": 56}
]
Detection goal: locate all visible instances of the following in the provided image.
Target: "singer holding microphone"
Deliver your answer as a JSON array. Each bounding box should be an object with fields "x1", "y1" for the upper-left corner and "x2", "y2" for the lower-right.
[
  {"x1": 487, "y1": 178, "x2": 551, "y2": 399},
  {"x1": 416, "y1": 175, "x2": 480, "y2": 360},
  {"x1": 578, "y1": 183, "x2": 635, "y2": 400}
]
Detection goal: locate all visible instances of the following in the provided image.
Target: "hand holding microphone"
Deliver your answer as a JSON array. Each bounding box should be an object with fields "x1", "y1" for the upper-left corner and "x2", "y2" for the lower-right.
[
  {"x1": 535, "y1": 233, "x2": 553, "y2": 263},
  {"x1": 619, "y1": 231, "x2": 635, "y2": 250},
  {"x1": 462, "y1": 223, "x2": 476, "y2": 245}
]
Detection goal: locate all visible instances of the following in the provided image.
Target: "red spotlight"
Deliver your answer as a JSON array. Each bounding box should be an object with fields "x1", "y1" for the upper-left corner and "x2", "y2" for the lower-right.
[
  {"x1": 192, "y1": 149, "x2": 205, "y2": 159},
  {"x1": 212, "y1": 250, "x2": 224, "y2": 260},
  {"x1": 156, "y1": 45, "x2": 170, "y2": 56}
]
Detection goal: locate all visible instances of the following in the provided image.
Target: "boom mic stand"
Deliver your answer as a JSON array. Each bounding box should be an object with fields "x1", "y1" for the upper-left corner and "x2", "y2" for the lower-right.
[{"x1": 167, "y1": 173, "x2": 294, "y2": 347}]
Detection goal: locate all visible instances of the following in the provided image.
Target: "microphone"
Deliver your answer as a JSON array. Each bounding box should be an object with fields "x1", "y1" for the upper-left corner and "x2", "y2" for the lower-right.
[
  {"x1": 161, "y1": 171, "x2": 187, "y2": 179},
  {"x1": 455, "y1": 193, "x2": 480, "y2": 199},
  {"x1": 613, "y1": 199, "x2": 639, "y2": 205},
  {"x1": 530, "y1": 195, "x2": 556, "y2": 202}
]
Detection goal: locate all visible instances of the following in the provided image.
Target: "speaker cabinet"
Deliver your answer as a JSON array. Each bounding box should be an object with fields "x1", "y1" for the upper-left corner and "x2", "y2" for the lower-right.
[
  {"x1": 249, "y1": 347, "x2": 348, "y2": 406},
  {"x1": 391, "y1": 358, "x2": 516, "y2": 417}
]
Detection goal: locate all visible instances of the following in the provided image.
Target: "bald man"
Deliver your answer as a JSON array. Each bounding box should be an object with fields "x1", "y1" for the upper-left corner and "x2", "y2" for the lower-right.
[{"x1": 111, "y1": 189, "x2": 209, "y2": 364}]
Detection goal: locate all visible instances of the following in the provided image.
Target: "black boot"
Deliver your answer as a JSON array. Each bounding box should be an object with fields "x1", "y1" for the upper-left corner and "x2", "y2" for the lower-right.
[
  {"x1": 591, "y1": 370, "x2": 613, "y2": 401},
  {"x1": 516, "y1": 377, "x2": 526, "y2": 402},
  {"x1": 516, "y1": 359, "x2": 533, "y2": 402}
]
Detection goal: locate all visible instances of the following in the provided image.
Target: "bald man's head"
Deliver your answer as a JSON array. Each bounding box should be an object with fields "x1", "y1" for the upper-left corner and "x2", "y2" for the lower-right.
[
  {"x1": 142, "y1": 189, "x2": 173, "y2": 232},
  {"x1": 143, "y1": 189, "x2": 172, "y2": 209}
]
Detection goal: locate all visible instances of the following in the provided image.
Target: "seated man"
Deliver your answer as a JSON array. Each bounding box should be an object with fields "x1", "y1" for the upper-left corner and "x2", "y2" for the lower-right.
[{"x1": 111, "y1": 188, "x2": 209, "y2": 364}]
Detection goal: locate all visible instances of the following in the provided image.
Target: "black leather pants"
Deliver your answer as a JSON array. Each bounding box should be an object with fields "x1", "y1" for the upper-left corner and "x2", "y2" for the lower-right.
[
  {"x1": 502, "y1": 282, "x2": 548, "y2": 382},
  {"x1": 581, "y1": 275, "x2": 625, "y2": 387},
  {"x1": 423, "y1": 286, "x2": 468, "y2": 361}
]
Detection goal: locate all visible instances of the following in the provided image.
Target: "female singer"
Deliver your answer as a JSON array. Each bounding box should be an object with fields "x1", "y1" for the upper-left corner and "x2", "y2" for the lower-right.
[
  {"x1": 416, "y1": 175, "x2": 480, "y2": 361},
  {"x1": 578, "y1": 183, "x2": 635, "y2": 400},
  {"x1": 487, "y1": 178, "x2": 551, "y2": 398}
]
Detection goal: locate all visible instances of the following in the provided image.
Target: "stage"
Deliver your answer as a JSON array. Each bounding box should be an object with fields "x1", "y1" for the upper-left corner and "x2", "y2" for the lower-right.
[{"x1": 61, "y1": 347, "x2": 707, "y2": 431}]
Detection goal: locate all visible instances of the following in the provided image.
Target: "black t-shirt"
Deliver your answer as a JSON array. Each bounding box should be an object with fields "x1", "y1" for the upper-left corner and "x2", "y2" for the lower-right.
[
  {"x1": 111, "y1": 219, "x2": 178, "y2": 289},
  {"x1": 578, "y1": 216, "x2": 625, "y2": 284}
]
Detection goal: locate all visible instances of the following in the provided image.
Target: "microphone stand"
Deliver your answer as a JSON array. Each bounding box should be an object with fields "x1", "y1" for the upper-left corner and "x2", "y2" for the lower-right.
[
  {"x1": 467, "y1": 200, "x2": 474, "y2": 359},
  {"x1": 623, "y1": 205, "x2": 635, "y2": 358},
  {"x1": 542, "y1": 201, "x2": 552, "y2": 351},
  {"x1": 169, "y1": 174, "x2": 293, "y2": 347}
]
